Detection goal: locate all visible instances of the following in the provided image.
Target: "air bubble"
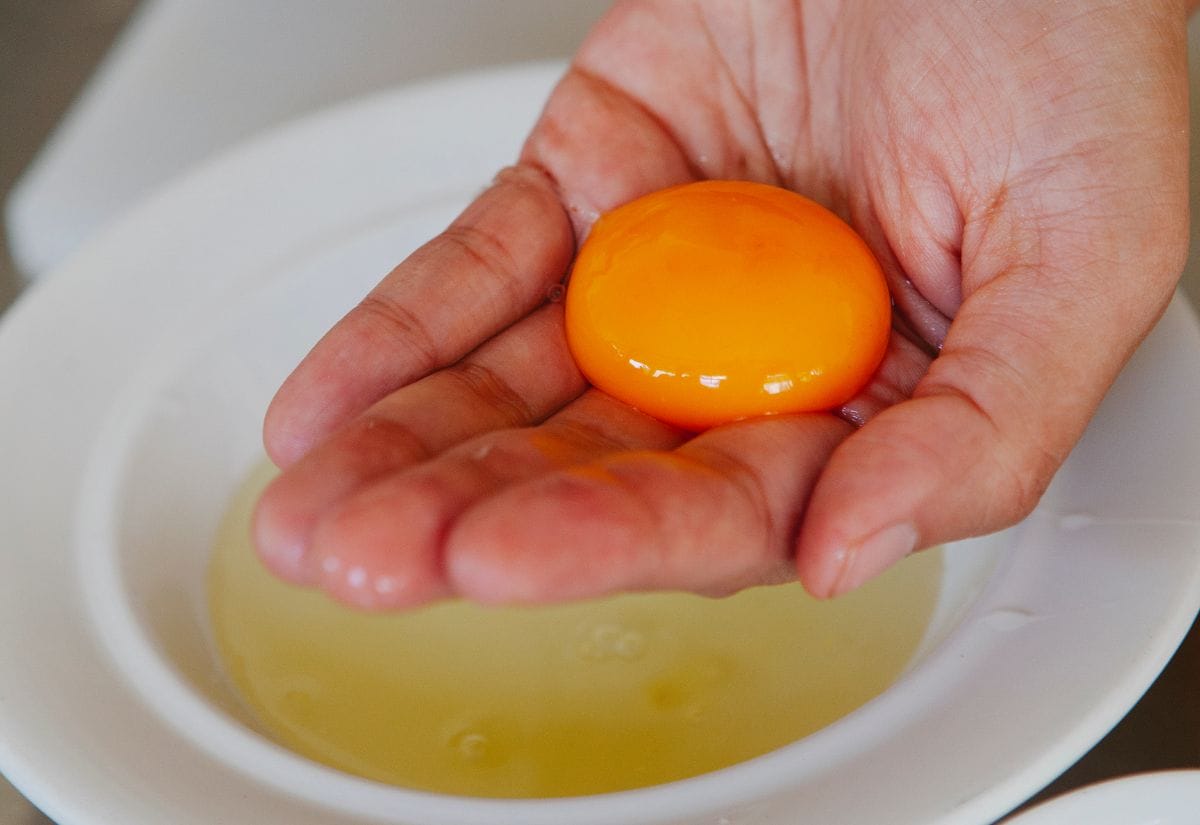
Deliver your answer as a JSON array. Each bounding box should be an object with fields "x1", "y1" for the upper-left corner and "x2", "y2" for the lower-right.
[
  {"x1": 592, "y1": 623, "x2": 620, "y2": 646},
  {"x1": 576, "y1": 623, "x2": 649, "y2": 662},
  {"x1": 614, "y1": 631, "x2": 645, "y2": 661},
  {"x1": 450, "y1": 730, "x2": 490, "y2": 762}
]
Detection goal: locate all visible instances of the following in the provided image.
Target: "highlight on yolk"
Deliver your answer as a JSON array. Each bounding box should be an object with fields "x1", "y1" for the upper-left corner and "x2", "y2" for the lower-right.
[{"x1": 564, "y1": 180, "x2": 891, "y2": 431}]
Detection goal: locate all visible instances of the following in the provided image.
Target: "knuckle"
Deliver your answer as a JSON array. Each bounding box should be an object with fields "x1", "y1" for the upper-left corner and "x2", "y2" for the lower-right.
[
  {"x1": 990, "y1": 446, "x2": 1058, "y2": 526},
  {"x1": 444, "y1": 361, "x2": 536, "y2": 426},
  {"x1": 439, "y1": 222, "x2": 525, "y2": 306},
  {"x1": 675, "y1": 445, "x2": 778, "y2": 560},
  {"x1": 494, "y1": 163, "x2": 558, "y2": 198},
  {"x1": 337, "y1": 414, "x2": 430, "y2": 464},
  {"x1": 920, "y1": 375, "x2": 1063, "y2": 529},
  {"x1": 553, "y1": 418, "x2": 626, "y2": 453},
  {"x1": 353, "y1": 293, "x2": 441, "y2": 374}
]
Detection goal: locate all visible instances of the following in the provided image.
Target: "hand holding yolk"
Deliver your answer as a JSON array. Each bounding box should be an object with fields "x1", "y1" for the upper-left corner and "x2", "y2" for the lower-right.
[{"x1": 565, "y1": 180, "x2": 892, "y2": 431}]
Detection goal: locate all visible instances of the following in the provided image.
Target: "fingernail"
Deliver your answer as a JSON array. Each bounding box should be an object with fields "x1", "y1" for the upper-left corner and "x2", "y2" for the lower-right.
[{"x1": 830, "y1": 523, "x2": 918, "y2": 597}]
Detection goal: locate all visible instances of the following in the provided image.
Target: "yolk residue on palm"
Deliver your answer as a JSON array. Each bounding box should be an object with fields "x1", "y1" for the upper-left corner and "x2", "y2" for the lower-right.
[{"x1": 565, "y1": 180, "x2": 891, "y2": 431}]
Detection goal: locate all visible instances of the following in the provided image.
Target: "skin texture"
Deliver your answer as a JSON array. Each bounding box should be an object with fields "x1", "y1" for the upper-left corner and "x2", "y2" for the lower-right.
[{"x1": 255, "y1": 0, "x2": 1190, "y2": 610}]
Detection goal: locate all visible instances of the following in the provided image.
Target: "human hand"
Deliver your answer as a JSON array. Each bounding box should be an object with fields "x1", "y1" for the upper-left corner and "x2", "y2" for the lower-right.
[{"x1": 253, "y1": 0, "x2": 1189, "y2": 610}]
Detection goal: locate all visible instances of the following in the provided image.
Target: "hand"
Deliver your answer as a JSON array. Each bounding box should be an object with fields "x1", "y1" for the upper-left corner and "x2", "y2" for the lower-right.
[{"x1": 253, "y1": 0, "x2": 1189, "y2": 610}]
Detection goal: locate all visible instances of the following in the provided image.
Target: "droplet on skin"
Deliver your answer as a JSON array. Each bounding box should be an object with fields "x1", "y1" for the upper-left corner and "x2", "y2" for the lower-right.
[{"x1": 472, "y1": 443, "x2": 493, "y2": 461}]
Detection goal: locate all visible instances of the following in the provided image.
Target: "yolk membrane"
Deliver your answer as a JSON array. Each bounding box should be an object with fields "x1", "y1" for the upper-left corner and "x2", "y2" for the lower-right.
[{"x1": 565, "y1": 180, "x2": 891, "y2": 430}]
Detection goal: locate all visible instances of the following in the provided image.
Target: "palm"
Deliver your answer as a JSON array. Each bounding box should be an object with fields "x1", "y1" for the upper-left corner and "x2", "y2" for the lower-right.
[{"x1": 255, "y1": 1, "x2": 1188, "y2": 609}]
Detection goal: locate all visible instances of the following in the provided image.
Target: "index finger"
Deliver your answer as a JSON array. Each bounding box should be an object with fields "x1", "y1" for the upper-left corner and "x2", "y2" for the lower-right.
[{"x1": 264, "y1": 165, "x2": 575, "y2": 466}]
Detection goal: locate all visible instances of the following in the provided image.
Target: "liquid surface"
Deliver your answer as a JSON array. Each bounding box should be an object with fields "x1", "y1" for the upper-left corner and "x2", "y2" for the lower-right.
[
  {"x1": 565, "y1": 180, "x2": 891, "y2": 430},
  {"x1": 210, "y1": 462, "x2": 941, "y2": 798}
]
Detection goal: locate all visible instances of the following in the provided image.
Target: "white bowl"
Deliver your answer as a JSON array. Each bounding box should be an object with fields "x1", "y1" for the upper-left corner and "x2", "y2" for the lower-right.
[
  {"x1": 2, "y1": 63, "x2": 1200, "y2": 825},
  {"x1": 1004, "y1": 770, "x2": 1200, "y2": 824}
]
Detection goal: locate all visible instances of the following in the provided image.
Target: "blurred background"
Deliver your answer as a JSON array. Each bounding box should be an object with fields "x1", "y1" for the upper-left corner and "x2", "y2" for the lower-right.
[
  {"x1": 1, "y1": 1, "x2": 135, "y2": 308},
  {"x1": 1, "y1": 2, "x2": 1198, "y2": 823}
]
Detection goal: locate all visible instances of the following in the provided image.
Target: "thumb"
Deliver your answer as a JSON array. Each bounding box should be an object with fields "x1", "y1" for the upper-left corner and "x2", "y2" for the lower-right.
[{"x1": 797, "y1": 198, "x2": 1187, "y2": 598}]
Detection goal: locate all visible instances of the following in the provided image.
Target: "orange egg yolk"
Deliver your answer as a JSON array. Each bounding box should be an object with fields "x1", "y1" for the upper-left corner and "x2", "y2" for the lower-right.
[{"x1": 564, "y1": 180, "x2": 892, "y2": 431}]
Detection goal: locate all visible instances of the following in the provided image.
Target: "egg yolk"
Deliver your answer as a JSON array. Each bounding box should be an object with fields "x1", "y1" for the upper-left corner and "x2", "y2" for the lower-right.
[{"x1": 564, "y1": 180, "x2": 891, "y2": 431}]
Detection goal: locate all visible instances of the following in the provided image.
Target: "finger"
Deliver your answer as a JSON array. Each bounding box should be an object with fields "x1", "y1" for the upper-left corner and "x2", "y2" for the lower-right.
[
  {"x1": 312, "y1": 326, "x2": 927, "y2": 609},
  {"x1": 264, "y1": 165, "x2": 575, "y2": 466},
  {"x1": 837, "y1": 328, "x2": 933, "y2": 427},
  {"x1": 307, "y1": 391, "x2": 684, "y2": 610},
  {"x1": 444, "y1": 414, "x2": 852, "y2": 605},
  {"x1": 253, "y1": 304, "x2": 584, "y2": 583},
  {"x1": 797, "y1": 0, "x2": 1192, "y2": 598},
  {"x1": 301, "y1": 329, "x2": 928, "y2": 611},
  {"x1": 797, "y1": 223, "x2": 1188, "y2": 599},
  {"x1": 520, "y1": 67, "x2": 699, "y2": 237}
]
